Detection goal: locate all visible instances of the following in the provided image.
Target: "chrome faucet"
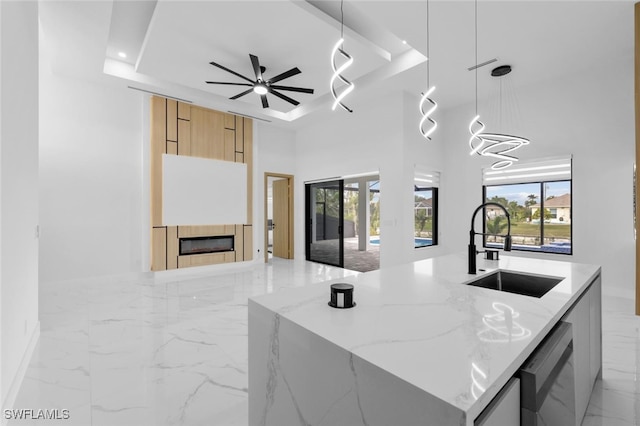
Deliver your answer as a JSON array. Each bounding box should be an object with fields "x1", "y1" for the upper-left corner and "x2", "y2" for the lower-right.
[{"x1": 469, "y1": 202, "x2": 512, "y2": 274}]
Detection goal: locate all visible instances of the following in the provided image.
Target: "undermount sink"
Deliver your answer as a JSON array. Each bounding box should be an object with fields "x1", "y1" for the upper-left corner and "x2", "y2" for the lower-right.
[{"x1": 466, "y1": 270, "x2": 564, "y2": 298}]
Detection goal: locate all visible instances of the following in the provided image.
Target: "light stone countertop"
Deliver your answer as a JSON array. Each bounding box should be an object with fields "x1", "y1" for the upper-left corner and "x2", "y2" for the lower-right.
[{"x1": 249, "y1": 252, "x2": 601, "y2": 422}]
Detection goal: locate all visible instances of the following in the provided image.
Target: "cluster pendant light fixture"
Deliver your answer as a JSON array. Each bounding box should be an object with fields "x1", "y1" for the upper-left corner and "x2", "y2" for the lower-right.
[
  {"x1": 419, "y1": 0, "x2": 438, "y2": 140},
  {"x1": 330, "y1": 0, "x2": 354, "y2": 113},
  {"x1": 468, "y1": 0, "x2": 529, "y2": 170}
]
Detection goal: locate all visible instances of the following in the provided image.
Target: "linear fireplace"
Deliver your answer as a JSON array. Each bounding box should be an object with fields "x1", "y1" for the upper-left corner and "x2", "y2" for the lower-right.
[{"x1": 179, "y1": 235, "x2": 234, "y2": 256}]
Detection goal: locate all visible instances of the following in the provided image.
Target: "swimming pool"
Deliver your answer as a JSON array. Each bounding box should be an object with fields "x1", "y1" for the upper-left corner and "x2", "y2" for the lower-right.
[
  {"x1": 370, "y1": 238, "x2": 433, "y2": 247},
  {"x1": 486, "y1": 242, "x2": 572, "y2": 254}
]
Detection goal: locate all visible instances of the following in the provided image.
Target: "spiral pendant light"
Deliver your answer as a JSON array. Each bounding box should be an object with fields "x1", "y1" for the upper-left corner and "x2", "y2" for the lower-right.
[
  {"x1": 330, "y1": 0, "x2": 354, "y2": 113},
  {"x1": 468, "y1": 0, "x2": 486, "y2": 159},
  {"x1": 419, "y1": 0, "x2": 437, "y2": 140},
  {"x1": 468, "y1": 0, "x2": 529, "y2": 170}
]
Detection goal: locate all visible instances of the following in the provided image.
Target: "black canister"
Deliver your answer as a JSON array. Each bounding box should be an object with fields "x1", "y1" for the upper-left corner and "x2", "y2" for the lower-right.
[{"x1": 329, "y1": 283, "x2": 355, "y2": 309}]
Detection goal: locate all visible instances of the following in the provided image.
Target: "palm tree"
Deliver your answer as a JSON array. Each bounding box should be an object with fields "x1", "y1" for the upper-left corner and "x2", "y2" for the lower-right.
[
  {"x1": 488, "y1": 195, "x2": 509, "y2": 206},
  {"x1": 369, "y1": 195, "x2": 380, "y2": 236},
  {"x1": 486, "y1": 216, "x2": 507, "y2": 242},
  {"x1": 415, "y1": 208, "x2": 427, "y2": 236},
  {"x1": 524, "y1": 194, "x2": 538, "y2": 220},
  {"x1": 507, "y1": 200, "x2": 521, "y2": 221}
]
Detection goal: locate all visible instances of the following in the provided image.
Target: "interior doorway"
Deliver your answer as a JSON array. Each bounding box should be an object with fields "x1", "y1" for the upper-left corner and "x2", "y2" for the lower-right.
[{"x1": 264, "y1": 173, "x2": 294, "y2": 262}]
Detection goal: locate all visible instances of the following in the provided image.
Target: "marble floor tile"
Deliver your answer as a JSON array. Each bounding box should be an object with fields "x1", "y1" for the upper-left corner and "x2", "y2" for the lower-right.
[
  {"x1": 9, "y1": 259, "x2": 640, "y2": 425},
  {"x1": 10, "y1": 259, "x2": 357, "y2": 426},
  {"x1": 582, "y1": 294, "x2": 640, "y2": 426}
]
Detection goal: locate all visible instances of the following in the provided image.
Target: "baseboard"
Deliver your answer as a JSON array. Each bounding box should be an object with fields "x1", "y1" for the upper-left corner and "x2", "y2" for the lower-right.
[
  {"x1": 40, "y1": 271, "x2": 152, "y2": 287},
  {"x1": 152, "y1": 258, "x2": 261, "y2": 282},
  {"x1": 1, "y1": 321, "x2": 40, "y2": 426},
  {"x1": 40, "y1": 260, "x2": 264, "y2": 287}
]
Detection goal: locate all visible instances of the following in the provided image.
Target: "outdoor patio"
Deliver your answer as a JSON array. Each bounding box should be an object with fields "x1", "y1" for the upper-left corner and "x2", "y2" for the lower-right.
[{"x1": 308, "y1": 237, "x2": 380, "y2": 273}]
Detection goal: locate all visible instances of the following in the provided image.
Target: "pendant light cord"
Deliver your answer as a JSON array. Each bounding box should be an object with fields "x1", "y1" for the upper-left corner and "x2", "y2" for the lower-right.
[
  {"x1": 474, "y1": 0, "x2": 478, "y2": 115},
  {"x1": 426, "y1": 0, "x2": 430, "y2": 87},
  {"x1": 340, "y1": 0, "x2": 344, "y2": 39},
  {"x1": 499, "y1": 77, "x2": 503, "y2": 129}
]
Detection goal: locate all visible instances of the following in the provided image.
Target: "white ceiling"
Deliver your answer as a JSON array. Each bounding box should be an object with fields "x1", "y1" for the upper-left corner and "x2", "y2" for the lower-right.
[
  {"x1": 136, "y1": 1, "x2": 393, "y2": 113},
  {"x1": 41, "y1": 1, "x2": 634, "y2": 127}
]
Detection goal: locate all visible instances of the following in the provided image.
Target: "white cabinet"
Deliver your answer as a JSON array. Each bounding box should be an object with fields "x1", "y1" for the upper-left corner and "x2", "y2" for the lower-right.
[
  {"x1": 561, "y1": 274, "x2": 602, "y2": 426},
  {"x1": 474, "y1": 378, "x2": 520, "y2": 426},
  {"x1": 589, "y1": 276, "x2": 602, "y2": 381},
  {"x1": 563, "y1": 289, "x2": 590, "y2": 425}
]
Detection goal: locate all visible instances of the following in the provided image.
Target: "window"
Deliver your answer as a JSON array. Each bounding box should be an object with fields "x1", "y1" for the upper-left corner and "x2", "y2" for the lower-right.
[
  {"x1": 414, "y1": 167, "x2": 439, "y2": 248},
  {"x1": 482, "y1": 158, "x2": 572, "y2": 255}
]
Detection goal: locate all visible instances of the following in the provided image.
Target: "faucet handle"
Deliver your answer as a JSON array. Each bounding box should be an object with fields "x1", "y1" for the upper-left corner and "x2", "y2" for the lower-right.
[{"x1": 485, "y1": 250, "x2": 499, "y2": 261}]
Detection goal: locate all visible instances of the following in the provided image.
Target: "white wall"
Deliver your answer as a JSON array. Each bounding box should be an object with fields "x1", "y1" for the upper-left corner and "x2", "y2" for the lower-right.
[
  {"x1": 295, "y1": 90, "x2": 447, "y2": 268},
  {"x1": 38, "y1": 77, "x2": 292, "y2": 281},
  {"x1": 31, "y1": 0, "x2": 637, "y2": 300},
  {"x1": 295, "y1": 92, "x2": 400, "y2": 267},
  {"x1": 440, "y1": 55, "x2": 635, "y2": 297},
  {"x1": 402, "y1": 91, "x2": 447, "y2": 262},
  {"x1": 254, "y1": 122, "x2": 297, "y2": 261},
  {"x1": 292, "y1": 54, "x2": 634, "y2": 297},
  {"x1": 38, "y1": 64, "x2": 143, "y2": 282},
  {"x1": 1, "y1": 0, "x2": 39, "y2": 413}
]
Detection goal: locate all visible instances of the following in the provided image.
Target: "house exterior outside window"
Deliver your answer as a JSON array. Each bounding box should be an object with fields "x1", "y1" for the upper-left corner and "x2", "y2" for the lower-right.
[
  {"x1": 414, "y1": 167, "x2": 440, "y2": 249},
  {"x1": 482, "y1": 157, "x2": 572, "y2": 255},
  {"x1": 530, "y1": 194, "x2": 571, "y2": 223}
]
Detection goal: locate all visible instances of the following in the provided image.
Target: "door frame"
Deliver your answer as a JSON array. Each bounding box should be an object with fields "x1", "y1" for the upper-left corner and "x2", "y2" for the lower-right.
[
  {"x1": 264, "y1": 172, "x2": 294, "y2": 263},
  {"x1": 305, "y1": 179, "x2": 345, "y2": 268}
]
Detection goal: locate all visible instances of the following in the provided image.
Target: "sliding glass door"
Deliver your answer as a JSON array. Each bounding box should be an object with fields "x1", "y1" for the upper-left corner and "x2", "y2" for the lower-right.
[{"x1": 305, "y1": 180, "x2": 344, "y2": 267}]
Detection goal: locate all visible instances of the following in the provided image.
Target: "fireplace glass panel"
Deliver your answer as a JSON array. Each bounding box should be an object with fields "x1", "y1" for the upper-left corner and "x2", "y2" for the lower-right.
[{"x1": 179, "y1": 235, "x2": 234, "y2": 255}]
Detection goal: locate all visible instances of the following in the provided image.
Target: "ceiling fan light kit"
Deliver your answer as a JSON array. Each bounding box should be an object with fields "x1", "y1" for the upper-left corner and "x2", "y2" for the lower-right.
[
  {"x1": 253, "y1": 83, "x2": 268, "y2": 95},
  {"x1": 206, "y1": 53, "x2": 314, "y2": 109}
]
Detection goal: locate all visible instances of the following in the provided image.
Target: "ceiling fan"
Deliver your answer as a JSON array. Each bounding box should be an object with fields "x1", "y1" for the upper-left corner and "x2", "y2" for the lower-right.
[{"x1": 206, "y1": 54, "x2": 314, "y2": 109}]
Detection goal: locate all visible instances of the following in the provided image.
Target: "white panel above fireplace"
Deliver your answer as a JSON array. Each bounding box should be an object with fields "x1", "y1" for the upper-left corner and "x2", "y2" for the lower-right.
[{"x1": 162, "y1": 154, "x2": 247, "y2": 226}]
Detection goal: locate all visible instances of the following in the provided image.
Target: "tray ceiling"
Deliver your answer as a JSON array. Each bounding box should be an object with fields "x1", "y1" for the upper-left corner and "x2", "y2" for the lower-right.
[{"x1": 94, "y1": 0, "x2": 634, "y2": 125}]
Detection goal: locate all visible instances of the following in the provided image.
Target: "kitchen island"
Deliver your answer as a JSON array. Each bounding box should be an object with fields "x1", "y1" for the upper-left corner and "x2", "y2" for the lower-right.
[{"x1": 248, "y1": 253, "x2": 601, "y2": 426}]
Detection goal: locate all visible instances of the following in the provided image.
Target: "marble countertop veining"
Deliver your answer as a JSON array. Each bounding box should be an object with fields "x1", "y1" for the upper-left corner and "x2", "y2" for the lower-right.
[{"x1": 249, "y1": 252, "x2": 601, "y2": 421}]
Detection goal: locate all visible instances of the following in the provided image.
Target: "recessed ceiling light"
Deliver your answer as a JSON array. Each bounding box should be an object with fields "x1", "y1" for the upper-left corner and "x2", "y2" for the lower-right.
[
  {"x1": 402, "y1": 40, "x2": 407, "y2": 45},
  {"x1": 118, "y1": 52, "x2": 127, "y2": 59}
]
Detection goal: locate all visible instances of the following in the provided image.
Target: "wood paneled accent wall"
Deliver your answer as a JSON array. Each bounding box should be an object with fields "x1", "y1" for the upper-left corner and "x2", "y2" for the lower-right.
[{"x1": 150, "y1": 96, "x2": 253, "y2": 271}]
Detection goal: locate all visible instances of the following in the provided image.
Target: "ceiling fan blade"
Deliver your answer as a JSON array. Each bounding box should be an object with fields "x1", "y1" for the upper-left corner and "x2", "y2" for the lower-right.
[
  {"x1": 270, "y1": 85, "x2": 314, "y2": 94},
  {"x1": 205, "y1": 81, "x2": 253, "y2": 87},
  {"x1": 267, "y1": 67, "x2": 301, "y2": 84},
  {"x1": 209, "y1": 61, "x2": 255, "y2": 84},
  {"x1": 269, "y1": 89, "x2": 300, "y2": 106},
  {"x1": 230, "y1": 88, "x2": 254, "y2": 100},
  {"x1": 250, "y1": 54, "x2": 263, "y2": 82},
  {"x1": 261, "y1": 94, "x2": 269, "y2": 109}
]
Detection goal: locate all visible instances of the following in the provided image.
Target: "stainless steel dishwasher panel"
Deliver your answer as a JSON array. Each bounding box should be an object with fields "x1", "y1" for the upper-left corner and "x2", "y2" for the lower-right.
[{"x1": 520, "y1": 321, "x2": 576, "y2": 426}]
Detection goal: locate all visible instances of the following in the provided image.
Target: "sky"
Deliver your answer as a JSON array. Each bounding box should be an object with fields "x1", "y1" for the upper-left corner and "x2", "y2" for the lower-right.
[{"x1": 485, "y1": 181, "x2": 570, "y2": 206}]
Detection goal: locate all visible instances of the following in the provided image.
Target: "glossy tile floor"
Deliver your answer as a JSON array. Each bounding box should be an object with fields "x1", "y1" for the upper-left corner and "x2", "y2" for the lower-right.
[
  {"x1": 583, "y1": 293, "x2": 640, "y2": 426},
  {"x1": 9, "y1": 259, "x2": 640, "y2": 425}
]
